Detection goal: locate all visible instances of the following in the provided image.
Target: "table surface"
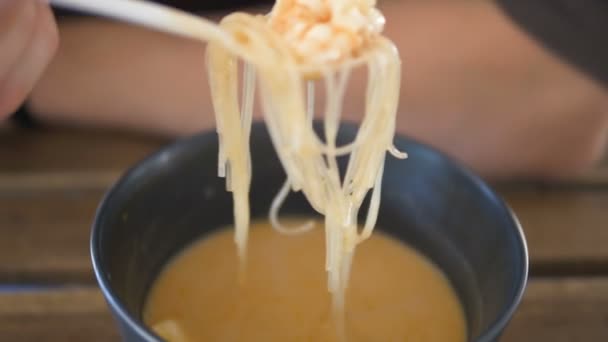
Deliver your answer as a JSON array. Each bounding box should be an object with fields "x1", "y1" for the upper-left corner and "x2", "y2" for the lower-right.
[{"x1": 0, "y1": 125, "x2": 607, "y2": 341}]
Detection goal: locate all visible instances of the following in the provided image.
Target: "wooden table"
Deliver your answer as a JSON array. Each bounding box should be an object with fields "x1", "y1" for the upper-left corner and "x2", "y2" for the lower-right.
[{"x1": 1, "y1": 125, "x2": 607, "y2": 341}]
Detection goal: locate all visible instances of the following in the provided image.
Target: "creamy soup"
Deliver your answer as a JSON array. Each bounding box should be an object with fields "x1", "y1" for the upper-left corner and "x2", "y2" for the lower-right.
[{"x1": 144, "y1": 219, "x2": 466, "y2": 341}]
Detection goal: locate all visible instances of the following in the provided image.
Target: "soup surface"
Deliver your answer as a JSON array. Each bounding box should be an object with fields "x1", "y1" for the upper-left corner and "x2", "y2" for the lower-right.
[{"x1": 144, "y1": 219, "x2": 466, "y2": 341}]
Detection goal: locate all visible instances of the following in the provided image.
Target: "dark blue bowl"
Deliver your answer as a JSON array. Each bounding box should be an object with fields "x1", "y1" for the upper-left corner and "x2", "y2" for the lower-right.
[{"x1": 91, "y1": 122, "x2": 528, "y2": 341}]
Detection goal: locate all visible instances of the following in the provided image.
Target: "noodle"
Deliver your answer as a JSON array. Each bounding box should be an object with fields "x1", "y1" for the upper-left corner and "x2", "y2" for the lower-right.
[{"x1": 202, "y1": 0, "x2": 406, "y2": 324}]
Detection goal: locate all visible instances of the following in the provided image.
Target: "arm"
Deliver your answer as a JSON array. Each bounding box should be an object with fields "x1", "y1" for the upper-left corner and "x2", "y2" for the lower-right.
[
  {"x1": 26, "y1": 1, "x2": 608, "y2": 180},
  {"x1": 27, "y1": 16, "x2": 218, "y2": 136},
  {"x1": 377, "y1": 0, "x2": 608, "y2": 180}
]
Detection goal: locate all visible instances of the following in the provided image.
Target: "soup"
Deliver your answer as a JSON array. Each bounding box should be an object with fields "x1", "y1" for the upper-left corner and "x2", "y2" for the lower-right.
[{"x1": 144, "y1": 219, "x2": 466, "y2": 341}]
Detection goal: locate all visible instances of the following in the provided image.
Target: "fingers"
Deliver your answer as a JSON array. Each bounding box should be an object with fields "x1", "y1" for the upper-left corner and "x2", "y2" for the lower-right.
[
  {"x1": 0, "y1": 1, "x2": 59, "y2": 119},
  {"x1": 0, "y1": 1, "x2": 37, "y2": 74}
]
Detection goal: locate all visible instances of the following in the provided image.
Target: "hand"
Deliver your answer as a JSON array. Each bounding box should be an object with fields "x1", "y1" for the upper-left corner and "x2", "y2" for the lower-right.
[{"x1": 0, "y1": 0, "x2": 58, "y2": 119}]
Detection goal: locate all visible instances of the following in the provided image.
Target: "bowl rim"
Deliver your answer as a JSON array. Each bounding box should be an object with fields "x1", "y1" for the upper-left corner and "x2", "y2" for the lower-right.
[{"x1": 91, "y1": 123, "x2": 529, "y2": 342}]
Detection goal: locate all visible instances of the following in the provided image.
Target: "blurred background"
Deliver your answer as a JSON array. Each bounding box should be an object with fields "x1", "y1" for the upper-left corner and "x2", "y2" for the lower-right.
[{"x1": 0, "y1": 0, "x2": 607, "y2": 341}]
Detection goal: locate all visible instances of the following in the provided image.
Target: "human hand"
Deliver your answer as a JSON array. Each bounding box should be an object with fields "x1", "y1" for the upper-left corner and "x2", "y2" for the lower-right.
[{"x1": 0, "y1": 0, "x2": 58, "y2": 119}]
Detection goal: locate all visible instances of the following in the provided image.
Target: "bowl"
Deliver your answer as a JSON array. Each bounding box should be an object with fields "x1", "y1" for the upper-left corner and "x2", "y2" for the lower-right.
[{"x1": 91, "y1": 122, "x2": 528, "y2": 341}]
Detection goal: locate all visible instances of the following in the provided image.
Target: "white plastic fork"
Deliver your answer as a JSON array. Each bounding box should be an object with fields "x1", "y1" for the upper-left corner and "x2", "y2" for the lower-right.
[{"x1": 48, "y1": 0, "x2": 233, "y2": 44}]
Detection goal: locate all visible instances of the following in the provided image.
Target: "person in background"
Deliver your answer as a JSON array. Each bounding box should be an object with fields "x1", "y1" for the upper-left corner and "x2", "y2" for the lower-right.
[{"x1": 1, "y1": 0, "x2": 607, "y2": 180}]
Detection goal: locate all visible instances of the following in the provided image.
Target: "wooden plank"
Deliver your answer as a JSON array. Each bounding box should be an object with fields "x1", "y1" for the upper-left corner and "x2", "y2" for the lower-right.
[
  {"x1": 538, "y1": 166, "x2": 608, "y2": 186},
  {"x1": 0, "y1": 126, "x2": 165, "y2": 174},
  {"x1": 0, "y1": 127, "x2": 167, "y2": 281},
  {"x1": 503, "y1": 277, "x2": 608, "y2": 342},
  {"x1": 0, "y1": 171, "x2": 122, "y2": 192},
  {"x1": 0, "y1": 287, "x2": 119, "y2": 342},
  {"x1": 0, "y1": 278, "x2": 605, "y2": 341},
  {"x1": 0, "y1": 191, "x2": 102, "y2": 283},
  {"x1": 500, "y1": 189, "x2": 608, "y2": 275},
  {"x1": 1, "y1": 187, "x2": 608, "y2": 282}
]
